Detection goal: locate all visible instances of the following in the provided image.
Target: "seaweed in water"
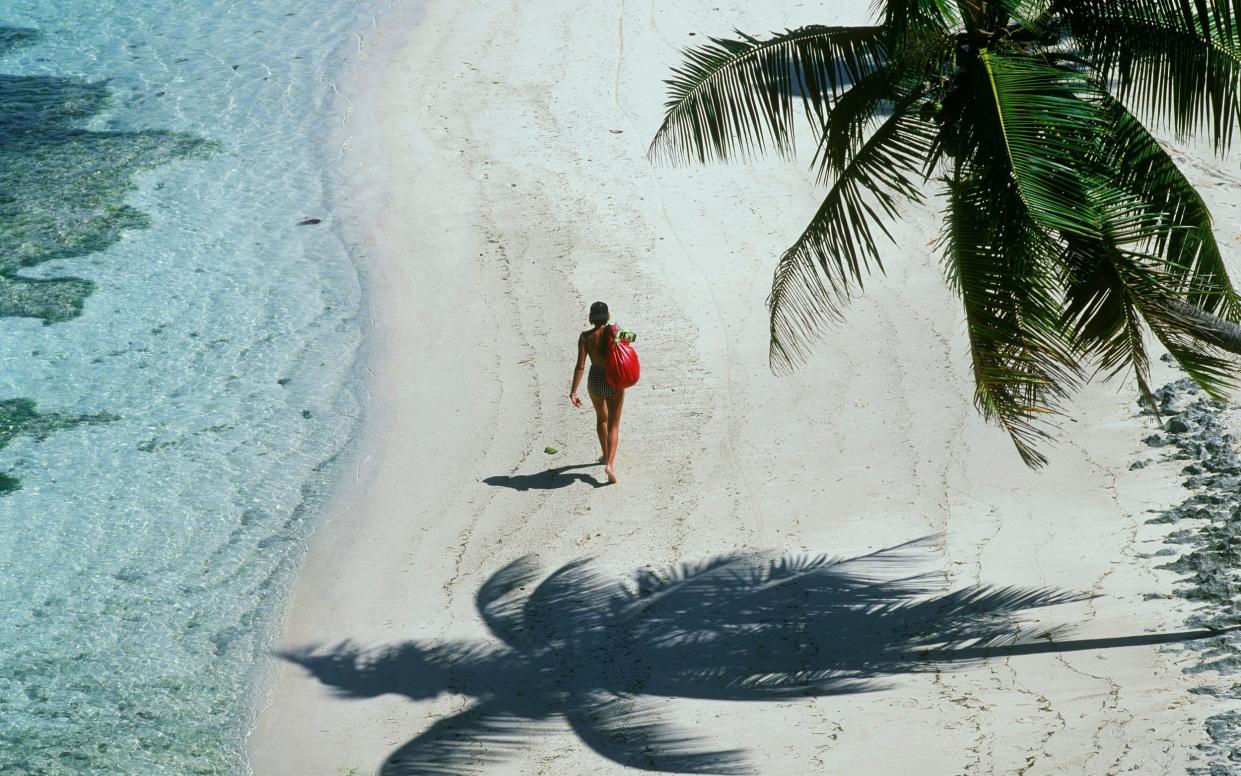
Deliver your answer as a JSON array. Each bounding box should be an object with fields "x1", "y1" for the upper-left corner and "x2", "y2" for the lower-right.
[
  {"x1": 0, "y1": 27, "x2": 211, "y2": 493},
  {"x1": 0, "y1": 397, "x2": 117, "y2": 448},
  {"x1": 0, "y1": 397, "x2": 118, "y2": 492},
  {"x1": 0, "y1": 26, "x2": 217, "y2": 323}
]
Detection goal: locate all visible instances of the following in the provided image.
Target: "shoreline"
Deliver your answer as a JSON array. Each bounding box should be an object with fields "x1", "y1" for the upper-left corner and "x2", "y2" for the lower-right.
[
  {"x1": 4, "y1": 4, "x2": 391, "y2": 773},
  {"x1": 244, "y1": 0, "x2": 431, "y2": 770},
  {"x1": 251, "y1": 1, "x2": 1232, "y2": 773}
]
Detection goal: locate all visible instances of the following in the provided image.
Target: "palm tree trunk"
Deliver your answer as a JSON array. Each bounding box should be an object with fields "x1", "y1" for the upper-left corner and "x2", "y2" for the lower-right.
[
  {"x1": 958, "y1": 0, "x2": 985, "y2": 34},
  {"x1": 1164, "y1": 298, "x2": 1241, "y2": 354}
]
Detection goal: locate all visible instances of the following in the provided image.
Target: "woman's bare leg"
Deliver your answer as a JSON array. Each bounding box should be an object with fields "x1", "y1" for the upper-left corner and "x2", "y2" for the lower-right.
[
  {"x1": 604, "y1": 390, "x2": 625, "y2": 483},
  {"x1": 589, "y1": 392, "x2": 609, "y2": 463}
]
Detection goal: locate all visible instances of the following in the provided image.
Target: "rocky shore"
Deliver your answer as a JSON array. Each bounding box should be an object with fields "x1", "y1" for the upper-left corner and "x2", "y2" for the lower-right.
[{"x1": 1141, "y1": 365, "x2": 1241, "y2": 772}]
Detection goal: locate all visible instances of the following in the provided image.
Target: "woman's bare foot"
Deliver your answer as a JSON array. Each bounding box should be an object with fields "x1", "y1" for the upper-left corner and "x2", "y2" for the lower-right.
[{"x1": 605, "y1": 465, "x2": 618, "y2": 484}]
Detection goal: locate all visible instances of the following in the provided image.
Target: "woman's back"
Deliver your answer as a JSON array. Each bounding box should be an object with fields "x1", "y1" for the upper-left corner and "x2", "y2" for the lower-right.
[{"x1": 581, "y1": 325, "x2": 610, "y2": 366}]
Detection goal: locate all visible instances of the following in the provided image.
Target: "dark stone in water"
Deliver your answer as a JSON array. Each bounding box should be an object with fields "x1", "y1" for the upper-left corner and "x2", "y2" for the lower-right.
[
  {"x1": 277, "y1": 378, "x2": 291, "y2": 386},
  {"x1": 301, "y1": 409, "x2": 311, "y2": 419},
  {"x1": 297, "y1": 218, "x2": 321, "y2": 225}
]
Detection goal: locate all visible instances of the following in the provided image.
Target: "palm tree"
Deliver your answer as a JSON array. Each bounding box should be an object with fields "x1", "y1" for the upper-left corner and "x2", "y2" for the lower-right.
[{"x1": 650, "y1": 0, "x2": 1241, "y2": 466}]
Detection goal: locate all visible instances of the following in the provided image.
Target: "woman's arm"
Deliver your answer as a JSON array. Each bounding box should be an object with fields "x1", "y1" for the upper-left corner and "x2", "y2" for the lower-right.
[{"x1": 569, "y1": 333, "x2": 587, "y2": 407}]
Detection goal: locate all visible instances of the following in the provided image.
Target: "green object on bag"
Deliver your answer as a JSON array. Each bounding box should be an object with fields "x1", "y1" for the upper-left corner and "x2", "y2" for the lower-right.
[{"x1": 612, "y1": 325, "x2": 637, "y2": 344}]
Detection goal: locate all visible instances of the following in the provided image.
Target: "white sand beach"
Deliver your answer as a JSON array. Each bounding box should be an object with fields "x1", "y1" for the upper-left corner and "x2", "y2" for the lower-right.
[{"x1": 251, "y1": 1, "x2": 1241, "y2": 773}]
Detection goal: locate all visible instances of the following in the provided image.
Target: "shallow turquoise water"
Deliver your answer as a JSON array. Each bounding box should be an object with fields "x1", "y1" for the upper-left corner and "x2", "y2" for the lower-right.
[{"x1": 0, "y1": 2, "x2": 382, "y2": 772}]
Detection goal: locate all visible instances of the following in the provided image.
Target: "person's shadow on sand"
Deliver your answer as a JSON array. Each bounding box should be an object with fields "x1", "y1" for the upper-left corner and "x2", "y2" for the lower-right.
[
  {"x1": 280, "y1": 537, "x2": 1230, "y2": 775},
  {"x1": 483, "y1": 463, "x2": 605, "y2": 490}
]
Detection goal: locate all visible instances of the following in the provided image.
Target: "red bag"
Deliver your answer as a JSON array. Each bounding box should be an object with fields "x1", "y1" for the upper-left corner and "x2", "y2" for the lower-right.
[{"x1": 605, "y1": 324, "x2": 640, "y2": 390}]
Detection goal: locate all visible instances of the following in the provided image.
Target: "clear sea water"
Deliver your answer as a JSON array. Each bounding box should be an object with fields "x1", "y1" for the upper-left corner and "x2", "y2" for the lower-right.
[{"x1": 0, "y1": 2, "x2": 386, "y2": 772}]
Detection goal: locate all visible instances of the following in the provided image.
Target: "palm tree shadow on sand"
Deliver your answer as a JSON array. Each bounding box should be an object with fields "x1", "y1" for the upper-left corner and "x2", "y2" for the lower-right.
[{"x1": 281, "y1": 537, "x2": 1226, "y2": 775}]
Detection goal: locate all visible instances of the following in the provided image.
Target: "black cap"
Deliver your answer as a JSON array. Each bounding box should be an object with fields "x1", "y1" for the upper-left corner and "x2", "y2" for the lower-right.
[{"x1": 589, "y1": 301, "x2": 609, "y2": 324}]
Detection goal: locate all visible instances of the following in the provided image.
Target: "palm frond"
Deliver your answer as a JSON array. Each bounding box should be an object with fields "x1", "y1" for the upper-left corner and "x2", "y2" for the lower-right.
[
  {"x1": 814, "y1": 35, "x2": 956, "y2": 182},
  {"x1": 1113, "y1": 254, "x2": 1241, "y2": 397},
  {"x1": 993, "y1": 0, "x2": 1056, "y2": 31},
  {"x1": 1063, "y1": 181, "x2": 1241, "y2": 397},
  {"x1": 978, "y1": 48, "x2": 1108, "y2": 238},
  {"x1": 1053, "y1": 93, "x2": 1241, "y2": 405},
  {"x1": 881, "y1": 0, "x2": 961, "y2": 41},
  {"x1": 813, "y1": 62, "x2": 908, "y2": 183},
  {"x1": 1054, "y1": 0, "x2": 1241, "y2": 149},
  {"x1": 1097, "y1": 96, "x2": 1241, "y2": 318},
  {"x1": 942, "y1": 161, "x2": 1081, "y2": 467},
  {"x1": 767, "y1": 102, "x2": 939, "y2": 371},
  {"x1": 649, "y1": 26, "x2": 886, "y2": 164},
  {"x1": 1060, "y1": 234, "x2": 1158, "y2": 406},
  {"x1": 1056, "y1": 97, "x2": 1241, "y2": 401}
]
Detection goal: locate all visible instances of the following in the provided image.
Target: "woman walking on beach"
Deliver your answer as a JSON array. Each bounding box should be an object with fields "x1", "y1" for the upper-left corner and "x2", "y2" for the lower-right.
[{"x1": 570, "y1": 301, "x2": 625, "y2": 484}]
